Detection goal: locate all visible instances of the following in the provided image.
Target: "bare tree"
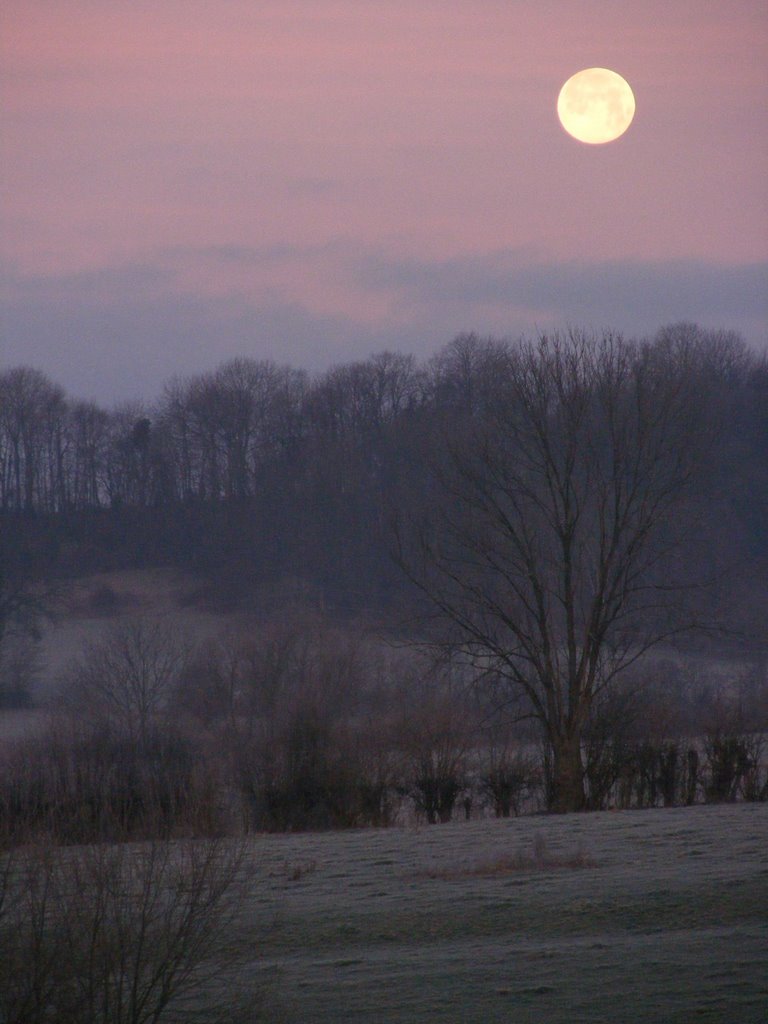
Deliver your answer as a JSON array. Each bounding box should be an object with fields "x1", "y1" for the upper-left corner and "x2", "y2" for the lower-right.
[
  {"x1": 478, "y1": 718, "x2": 539, "y2": 817},
  {"x1": 398, "y1": 674, "x2": 474, "y2": 824},
  {"x1": 399, "y1": 329, "x2": 713, "y2": 812},
  {"x1": 0, "y1": 366, "x2": 66, "y2": 513},
  {"x1": 63, "y1": 617, "x2": 188, "y2": 742}
]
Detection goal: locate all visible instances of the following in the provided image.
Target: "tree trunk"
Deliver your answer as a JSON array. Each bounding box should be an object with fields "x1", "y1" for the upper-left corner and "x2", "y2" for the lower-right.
[{"x1": 549, "y1": 734, "x2": 586, "y2": 813}]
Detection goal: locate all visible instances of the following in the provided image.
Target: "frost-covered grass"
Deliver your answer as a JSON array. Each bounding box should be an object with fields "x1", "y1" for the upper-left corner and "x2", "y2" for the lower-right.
[{"x1": 219, "y1": 802, "x2": 767, "y2": 1023}]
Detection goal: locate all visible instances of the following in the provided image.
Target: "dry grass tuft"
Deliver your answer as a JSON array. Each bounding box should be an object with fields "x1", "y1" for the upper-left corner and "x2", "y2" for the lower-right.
[
  {"x1": 413, "y1": 835, "x2": 597, "y2": 880},
  {"x1": 272, "y1": 859, "x2": 319, "y2": 882}
]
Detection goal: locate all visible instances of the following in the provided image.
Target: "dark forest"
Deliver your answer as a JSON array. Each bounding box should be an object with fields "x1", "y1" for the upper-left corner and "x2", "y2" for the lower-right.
[{"x1": 2, "y1": 323, "x2": 766, "y2": 623}]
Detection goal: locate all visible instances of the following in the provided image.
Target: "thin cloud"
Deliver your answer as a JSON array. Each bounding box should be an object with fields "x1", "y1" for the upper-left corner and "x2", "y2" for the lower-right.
[
  {"x1": 358, "y1": 251, "x2": 768, "y2": 335},
  {"x1": 0, "y1": 276, "x2": 411, "y2": 403},
  {"x1": 2, "y1": 248, "x2": 766, "y2": 404}
]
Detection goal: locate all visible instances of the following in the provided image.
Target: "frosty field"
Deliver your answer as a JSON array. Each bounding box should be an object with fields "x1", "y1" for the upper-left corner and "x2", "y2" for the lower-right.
[{"x1": 213, "y1": 802, "x2": 767, "y2": 1023}]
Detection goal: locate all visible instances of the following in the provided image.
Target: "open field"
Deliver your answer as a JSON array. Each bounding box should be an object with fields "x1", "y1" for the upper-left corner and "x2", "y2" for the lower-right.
[{"x1": 207, "y1": 802, "x2": 768, "y2": 1023}]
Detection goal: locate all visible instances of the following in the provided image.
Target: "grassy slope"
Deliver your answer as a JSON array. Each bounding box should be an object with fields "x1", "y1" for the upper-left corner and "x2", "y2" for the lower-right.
[{"x1": 223, "y1": 803, "x2": 767, "y2": 1024}]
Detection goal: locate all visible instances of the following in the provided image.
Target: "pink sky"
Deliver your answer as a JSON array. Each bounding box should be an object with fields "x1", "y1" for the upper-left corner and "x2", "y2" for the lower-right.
[{"x1": 2, "y1": 0, "x2": 767, "y2": 400}]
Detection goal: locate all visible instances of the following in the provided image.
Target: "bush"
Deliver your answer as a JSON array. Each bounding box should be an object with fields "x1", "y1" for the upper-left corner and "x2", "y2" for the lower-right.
[
  {"x1": 0, "y1": 837, "x2": 244, "y2": 1024},
  {"x1": 0, "y1": 722, "x2": 223, "y2": 846},
  {"x1": 704, "y1": 731, "x2": 763, "y2": 803},
  {"x1": 479, "y1": 754, "x2": 537, "y2": 818}
]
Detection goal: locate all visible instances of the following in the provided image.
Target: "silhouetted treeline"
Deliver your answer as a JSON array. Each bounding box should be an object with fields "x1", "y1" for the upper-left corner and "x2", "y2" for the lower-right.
[{"x1": 1, "y1": 323, "x2": 766, "y2": 616}]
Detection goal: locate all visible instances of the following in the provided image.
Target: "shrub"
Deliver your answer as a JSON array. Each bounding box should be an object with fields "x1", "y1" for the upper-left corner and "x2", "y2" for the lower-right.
[
  {"x1": 0, "y1": 837, "x2": 245, "y2": 1024},
  {"x1": 704, "y1": 731, "x2": 763, "y2": 803},
  {"x1": 0, "y1": 722, "x2": 223, "y2": 846},
  {"x1": 479, "y1": 753, "x2": 537, "y2": 818}
]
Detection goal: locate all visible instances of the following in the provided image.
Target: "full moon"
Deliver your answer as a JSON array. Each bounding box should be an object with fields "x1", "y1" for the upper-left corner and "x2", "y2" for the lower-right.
[{"x1": 557, "y1": 68, "x2": 635, "y2": 144}]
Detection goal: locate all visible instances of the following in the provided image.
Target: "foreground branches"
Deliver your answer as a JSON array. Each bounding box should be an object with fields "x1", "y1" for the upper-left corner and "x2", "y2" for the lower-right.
[{"x1": 0, "y1": 837, "x2": 244, "y2": 1024}]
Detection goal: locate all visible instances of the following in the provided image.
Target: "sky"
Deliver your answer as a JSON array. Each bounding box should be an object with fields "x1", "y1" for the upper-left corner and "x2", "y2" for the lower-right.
[{"x1": 2, "y1": 0, "x2": 767, "y2": 403}]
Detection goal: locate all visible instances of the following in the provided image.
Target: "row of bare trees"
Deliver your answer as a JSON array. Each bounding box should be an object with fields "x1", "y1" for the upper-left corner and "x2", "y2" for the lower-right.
[
  {"x1": 0, "y1": 351, "x2": 428, "y2": 513},
  {"x1": 2, "y1": 325, "x2": 765, "y2": 603},
  {"x1": 2, "y1": 325, "x2": 767, "y2": 626},
  {"x1": 2, "y1": 615, "x2": 765, "y2": 847},
  {"x1": 2, "y1": 325, "x2": 764, "y2": 519}
]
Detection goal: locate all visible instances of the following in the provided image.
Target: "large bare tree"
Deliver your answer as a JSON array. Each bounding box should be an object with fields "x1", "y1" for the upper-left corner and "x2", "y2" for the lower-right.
[{"x1": 401, "y1": 329, "x2": 713, "y2": 813}]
